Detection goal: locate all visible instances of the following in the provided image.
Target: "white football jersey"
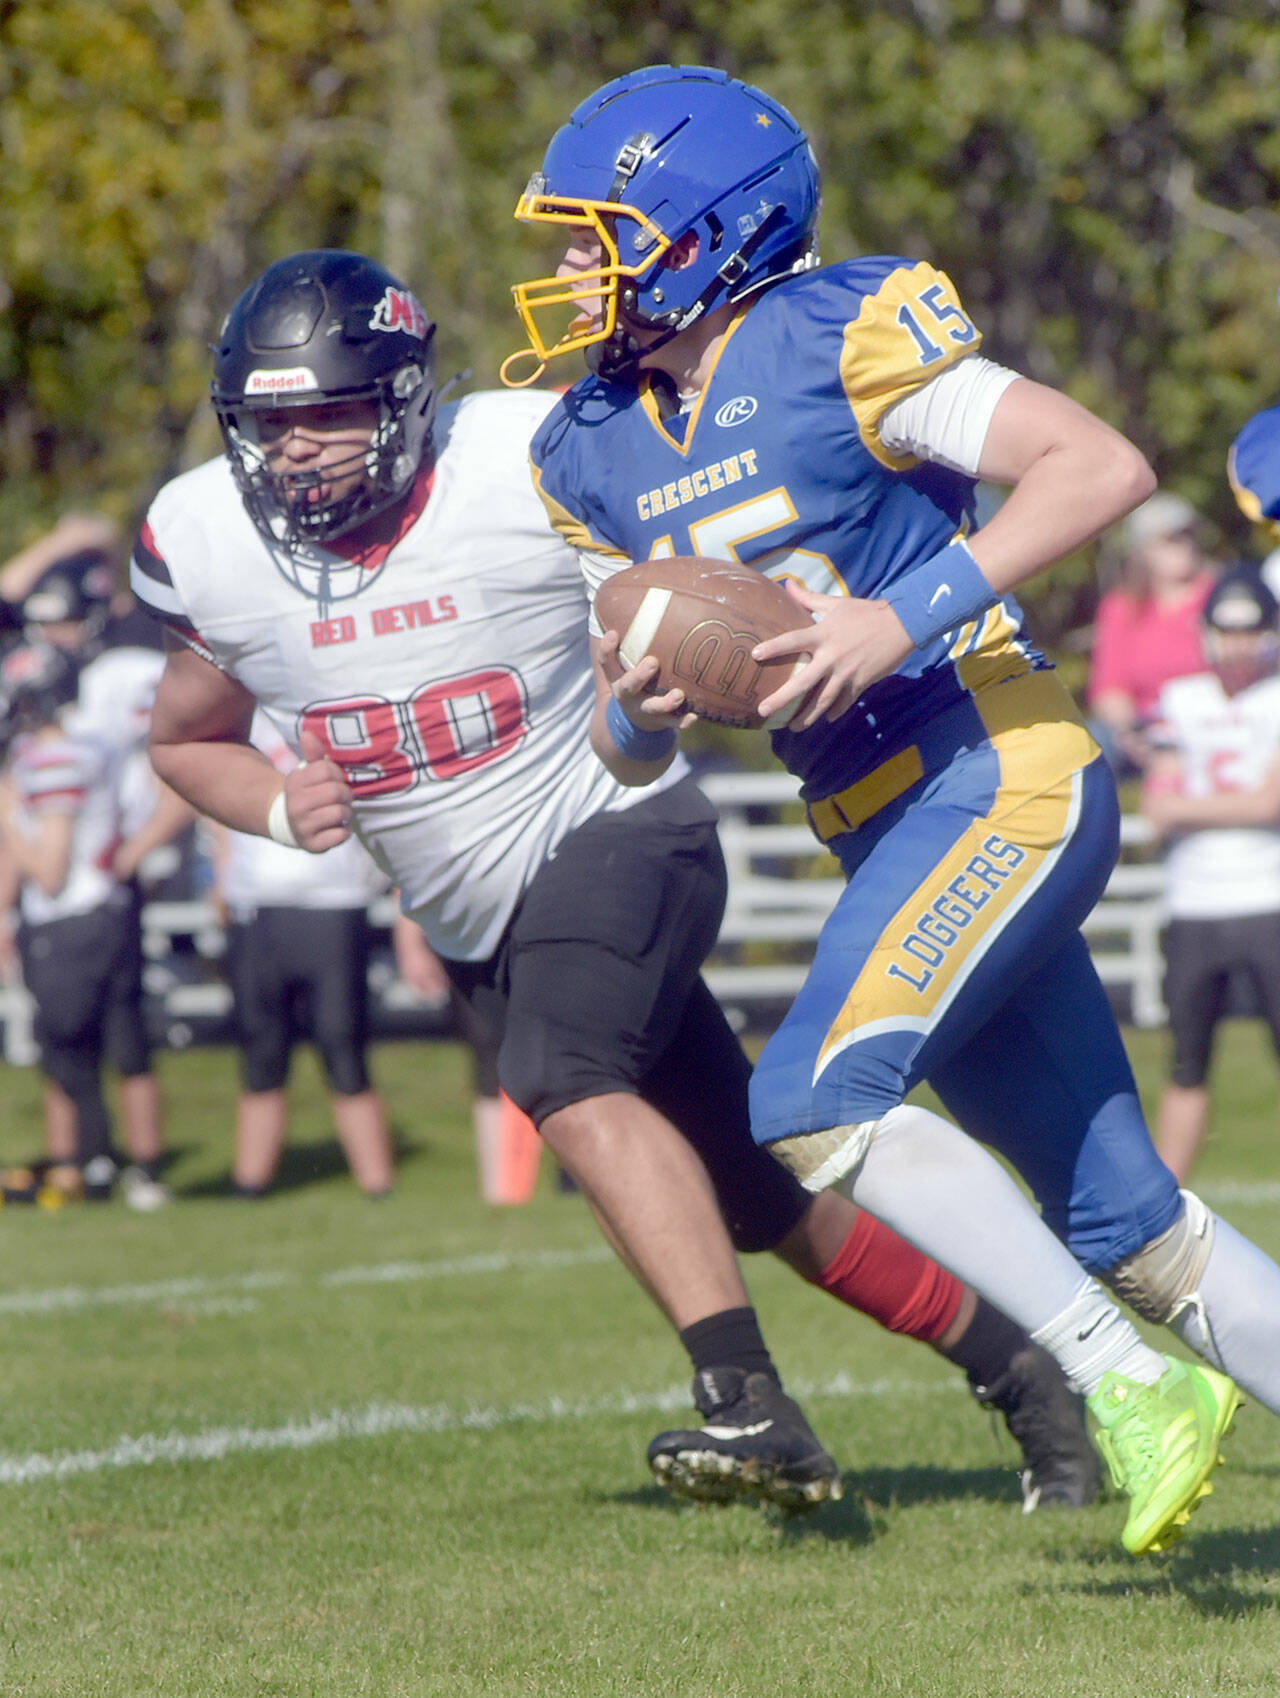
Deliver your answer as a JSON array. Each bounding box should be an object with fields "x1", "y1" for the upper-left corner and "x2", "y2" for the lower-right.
[
  {"x1": 1154, "y1": 669, "x2": 1280, "y2": 917},
  {"x1": 69, "y1": 645, "x2": 168, "y2": 835},
  {"x1": 219, "y1": 712, "x2": 390, "y2": 913},
  {"x1": 70, "y1": 646, "x2": 166, "y2": 757},
  {"x1": 132, "y1": 390, "x2": 682, "y2": 959},
  {"x1": 9, "y1": 726, "x2": 124, "y2": 925}
]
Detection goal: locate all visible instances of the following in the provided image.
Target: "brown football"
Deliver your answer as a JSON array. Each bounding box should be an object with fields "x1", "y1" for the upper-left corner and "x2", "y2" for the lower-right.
[{"x1": 594, "y1": 557, "x2": 811, "y2": 730}]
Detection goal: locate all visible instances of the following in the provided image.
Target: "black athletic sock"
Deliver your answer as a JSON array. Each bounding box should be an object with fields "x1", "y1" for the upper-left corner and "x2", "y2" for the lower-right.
[
  {"x1": 936, "y1": 1295, "x2": 1032, "y2": 1391},
  {"x1": 679, "y1": 1306, "x2": 777, "y2": 1381}
]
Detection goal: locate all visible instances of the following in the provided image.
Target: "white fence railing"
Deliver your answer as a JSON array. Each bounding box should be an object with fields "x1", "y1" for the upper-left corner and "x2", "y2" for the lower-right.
[
  {"x1": 0, "y1": 774, "x2": 1168, "y2": 1063},
  {"x1": 698, "y1": 771, "x2": 1166, "y2": 1029}
]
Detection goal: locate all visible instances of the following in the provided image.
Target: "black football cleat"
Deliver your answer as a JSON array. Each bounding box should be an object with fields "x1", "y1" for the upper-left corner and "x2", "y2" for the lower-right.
[
  {"x1": 972, "y1": 1344, "x2": 1102, "y2": 1512},
  {"x1": 648, "y1": 1367, "x2": 842, "y2": 1511}
]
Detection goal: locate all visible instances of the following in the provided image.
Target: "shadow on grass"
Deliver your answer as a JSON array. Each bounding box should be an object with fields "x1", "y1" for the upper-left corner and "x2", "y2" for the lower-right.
[
  {"x1": 1058, "y1": 1523, "x2": 1280, "y2": 1618},
  {"x1": 606, "y1": 1461, "x2": 1026, "y2": 1546},
  {"x1": 604, "y1": 1479, "x2": 877, "y2": 1544},
  {"x1": 175, "y1": 1128, "x2": 427, "y2": 1199}
]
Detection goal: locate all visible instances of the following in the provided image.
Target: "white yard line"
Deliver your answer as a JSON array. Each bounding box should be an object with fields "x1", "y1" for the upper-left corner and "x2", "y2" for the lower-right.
[
  {"x1": 0, "y1": 1372, "x2": 957, "y2": 1487},
  {"x1": 0, "y1": 1177, "x2": 1272, "y2": 1322},
  {"x1": 1195, "y1": 1180, "x2": 1280, "y2": 1207},
  {"x1": 0, "y1": 1245, "x2": 616, "y2": 1318}
]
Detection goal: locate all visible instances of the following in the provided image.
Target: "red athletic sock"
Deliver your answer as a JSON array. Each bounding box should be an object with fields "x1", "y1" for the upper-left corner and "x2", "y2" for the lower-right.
[{"x1": 810, "y1": 1208, "x2": 963, "y2": 1343}]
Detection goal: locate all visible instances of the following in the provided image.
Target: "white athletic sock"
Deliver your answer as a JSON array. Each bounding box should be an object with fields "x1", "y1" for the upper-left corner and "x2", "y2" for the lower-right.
[
  {"x1": 833, "y1": 1103, "x2": 1156, "y2": 1392},
  {"x1": 1030, "y1": 1277, "x2": 1165, "y2": 1397},
  {"x1": 1170, "y1": 1212, "x2": 1280, "y2": 1415}
]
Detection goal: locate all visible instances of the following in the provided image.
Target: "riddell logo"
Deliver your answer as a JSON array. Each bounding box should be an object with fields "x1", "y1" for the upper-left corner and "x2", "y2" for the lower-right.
[
  {"x1": 370, "y1": 287, "x2": 430, "y2": 339},
  {"x1": 246, "y1": 367, "x2": 318, "y2": 394}
]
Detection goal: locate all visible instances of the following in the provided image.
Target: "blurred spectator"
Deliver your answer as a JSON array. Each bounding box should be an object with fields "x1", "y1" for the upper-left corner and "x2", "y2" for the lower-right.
[
  {"x1": 0, "y1": 641, "x2": 167, "y2": 1205},
  {"x1": 392, "y1": 915, "x2": 542, "y2": 1204},
  {"x1": 22, "y1": 558, "x2": 192, "y2": 1198},
  {"x1": 1087, "y1": 491, "x2": 1219, "y2": 779},
  {"x1": 211, "y1": 713, "x2": 394, "y2": 1198},
  {"x1": 1141, "y1": 565, "x2": 1280, "y2": 1182}
]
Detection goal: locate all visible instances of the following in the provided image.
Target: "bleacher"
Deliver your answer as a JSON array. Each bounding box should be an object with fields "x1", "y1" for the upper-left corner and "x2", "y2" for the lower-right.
[{"x1": 0, "y1": 773, "x2": 1168, "y2": 1063}]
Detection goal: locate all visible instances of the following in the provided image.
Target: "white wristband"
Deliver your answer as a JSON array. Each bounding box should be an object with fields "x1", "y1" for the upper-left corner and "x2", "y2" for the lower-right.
[{"x1": 266, "y1": 789, "x2": 300, "y2": 848}]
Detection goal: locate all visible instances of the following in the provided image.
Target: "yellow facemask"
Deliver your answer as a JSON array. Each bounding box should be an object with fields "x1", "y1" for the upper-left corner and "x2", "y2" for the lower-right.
[{"x1": 501, "y1": 187, "x2": 672, "y2": 388}]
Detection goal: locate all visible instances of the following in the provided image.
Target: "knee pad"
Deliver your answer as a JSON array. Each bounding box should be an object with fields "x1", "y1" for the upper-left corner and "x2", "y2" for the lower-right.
[
  {"x1": 769, "y1": 1119, "x2": 880, "y2": 1193},
  {"x1": 1100, "y1": 1190, "x2": 1215, "y2": 1324}
]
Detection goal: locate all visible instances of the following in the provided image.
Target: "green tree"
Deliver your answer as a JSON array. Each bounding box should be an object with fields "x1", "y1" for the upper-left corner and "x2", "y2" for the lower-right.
[{"x1": 3, "y1": 0, "x2": 1280, "y2": 653}]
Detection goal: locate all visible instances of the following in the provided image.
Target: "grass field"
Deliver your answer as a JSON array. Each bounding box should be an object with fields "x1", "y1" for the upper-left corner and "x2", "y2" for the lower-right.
[{"x1": 0, "y1": 1021, "x2": 1277, "y2": 1696}]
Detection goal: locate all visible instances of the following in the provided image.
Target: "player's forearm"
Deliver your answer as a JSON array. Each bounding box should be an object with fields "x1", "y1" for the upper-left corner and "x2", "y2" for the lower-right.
[
  {"x1": 1147, "y1": 786, "x2": 1280, "y2": 831},
  {"x1": 116, "y1": 781, "x2": 199, "y2": 874},
  {"x1": 589, "y1": 695, "x2": 678, "y2": 786},
  {"x1": 148, "y1": 738, "x2": 286, "y2": 837},
  {"x1": 587, "y1": 633, "x2": 681, "y2": 785}
]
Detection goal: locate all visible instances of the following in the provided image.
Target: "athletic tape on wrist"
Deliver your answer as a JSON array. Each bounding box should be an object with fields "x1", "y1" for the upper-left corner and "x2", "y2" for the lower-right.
[
  {"x1": 266, "y1": 789, "x2": 300, "y2": 848},
  {"x1": 881, "y1": 537, "x2": 996, "y2": 650},
  {"x1": 605, "y1": 692, "x2": 677, "y2": 761}
]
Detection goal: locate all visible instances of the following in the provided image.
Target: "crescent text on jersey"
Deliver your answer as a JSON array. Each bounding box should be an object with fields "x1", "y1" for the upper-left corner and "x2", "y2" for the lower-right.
[
  {"x1": 635, "y1": 449, "x2": 760, "y2": 522},
  {"x1": 310, "y1": 594, "x2": 457, "y2": 649},
  {"x1": 713, "y1": 396, "x2": 759, "y2": 428}
]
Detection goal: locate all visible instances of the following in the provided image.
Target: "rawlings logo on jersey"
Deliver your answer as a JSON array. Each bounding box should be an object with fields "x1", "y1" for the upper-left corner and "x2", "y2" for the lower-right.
[
  {"x1": 714, "y1": 396, "x2": 758, "y2": 428},
  {"x1": 370, "y1": 287, "x2": 431, "y2": 340}
]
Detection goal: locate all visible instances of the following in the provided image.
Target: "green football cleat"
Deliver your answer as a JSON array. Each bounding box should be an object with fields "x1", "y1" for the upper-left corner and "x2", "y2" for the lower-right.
[{"x1": 1088, "y1": 1356, "x2": 1241, "y2": 1555}]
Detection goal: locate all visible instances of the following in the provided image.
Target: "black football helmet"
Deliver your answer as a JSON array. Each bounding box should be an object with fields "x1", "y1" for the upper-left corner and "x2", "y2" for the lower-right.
[
  {"x1": 211, "y1": 250, "x2": 437, "y2": 549},
  {"x1": 22, "y1": 551, "x2": 115, "y2": 650},
  {"x1": 1202, "y1": 563, "x2": 1279, "y2": 636},
  {"x1": 0, "y1": 640, "x2": 81, "y2": 754},
  {"x1": 1201, "y1": 563, "x2": 1280, "y2": 689}
]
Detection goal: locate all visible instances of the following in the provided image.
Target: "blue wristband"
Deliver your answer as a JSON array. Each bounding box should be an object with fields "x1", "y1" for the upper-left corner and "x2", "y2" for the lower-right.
[
  {"x1": 881, "y1": 537, "x2": 996, "y2": 649},
  {"x1": 605, "y1": 693, "x2": 677, "y2": 761}
]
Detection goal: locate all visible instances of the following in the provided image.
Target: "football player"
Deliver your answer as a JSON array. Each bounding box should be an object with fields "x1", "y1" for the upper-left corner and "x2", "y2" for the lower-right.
[
  {"x1": 139, "y1": 249, "x2": 1099, "y2": 1515},
  {"x1": 506, "y1": 64, "x2": 1280, "y2": 1554},
  {"x1": 21, "y1": 558, "x2": 184, "y2": 1209},
  {"x1": 209, "y1": 710, "x2": 395, "y2": 1199},
  {"x1": 1142, "y1": 566, "x2": 1280, "y2": 1181},
  {"x1": 0, "y1": 641, "x2": 136, "y2": 1198}
]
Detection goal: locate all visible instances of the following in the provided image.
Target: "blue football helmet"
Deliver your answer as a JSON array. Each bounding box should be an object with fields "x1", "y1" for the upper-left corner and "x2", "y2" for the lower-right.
[
  {"x1": 1229, "y1": 403, "x2": 1280, "y2": 541},
  {"x1": 504, "y1": 65, "x2": 820, "y2": 384}
]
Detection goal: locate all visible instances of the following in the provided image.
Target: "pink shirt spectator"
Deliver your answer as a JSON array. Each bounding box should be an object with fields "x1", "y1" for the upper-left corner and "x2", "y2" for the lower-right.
[{"x1": 1088, "y1": 574, "x2": 1214, "y2": 723}]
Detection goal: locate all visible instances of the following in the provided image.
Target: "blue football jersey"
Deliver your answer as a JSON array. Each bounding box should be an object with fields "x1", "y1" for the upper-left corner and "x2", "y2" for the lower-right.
[{"x1": 532, "y1": 255, "x2": 1049, "y2": 800}]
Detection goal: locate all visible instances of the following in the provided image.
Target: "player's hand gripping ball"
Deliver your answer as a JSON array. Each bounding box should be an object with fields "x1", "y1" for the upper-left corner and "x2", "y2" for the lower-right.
[{"x1": 594, "y1": 557, "x2": 812, "y2": 730}]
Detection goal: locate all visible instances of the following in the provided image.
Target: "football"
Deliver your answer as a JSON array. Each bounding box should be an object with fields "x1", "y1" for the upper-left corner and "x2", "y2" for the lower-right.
[{"x1": 594, "y1": 556, "x2": 811, "y2": 730}]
